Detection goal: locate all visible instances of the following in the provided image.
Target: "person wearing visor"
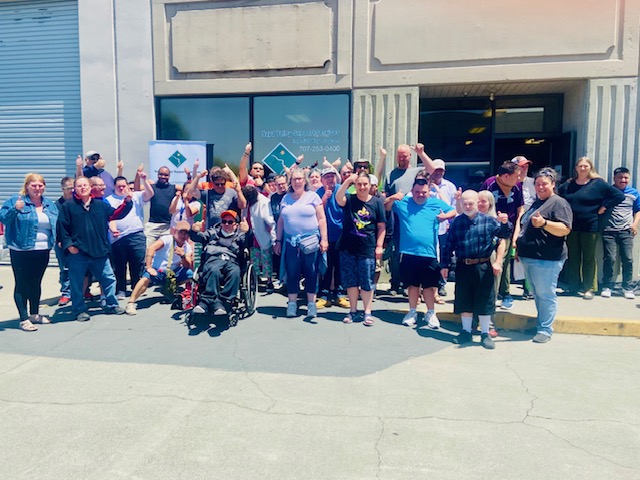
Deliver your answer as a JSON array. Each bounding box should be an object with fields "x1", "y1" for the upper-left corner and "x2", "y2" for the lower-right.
[
  {"x1": 189, "y1": 210, "x2": 248, "y2": 316},
  {"x1": 125, "y1": 220, "x2": 194, "y2": 315}
]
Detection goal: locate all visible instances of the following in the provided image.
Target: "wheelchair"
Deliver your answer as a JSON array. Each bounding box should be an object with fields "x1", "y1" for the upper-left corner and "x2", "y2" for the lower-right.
[{"x1": 183, "y1": 248, "x2": 258, "y2": 328}]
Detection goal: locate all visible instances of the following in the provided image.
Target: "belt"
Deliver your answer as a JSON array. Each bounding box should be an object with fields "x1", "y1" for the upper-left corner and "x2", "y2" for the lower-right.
[{"x1": 459, "y1": 257, "x2": 490, "y2": 265}]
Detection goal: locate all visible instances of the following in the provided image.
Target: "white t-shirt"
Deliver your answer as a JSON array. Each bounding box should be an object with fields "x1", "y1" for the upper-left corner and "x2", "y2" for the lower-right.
[
  {"x1": 106, "y1": 191, "x2": 147, "y2": 243},
  {"x1": 152, "y1": 235, "x2": 193, "y2": 271},
  {"x1": 34, "y1": 210, "x2": 52, "y2": 250},
  {"x1": 170, "y1": 197, "x2": 201, "y2": 229}
]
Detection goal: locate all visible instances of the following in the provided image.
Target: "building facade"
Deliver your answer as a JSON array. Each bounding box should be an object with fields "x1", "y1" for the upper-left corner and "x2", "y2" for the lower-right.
[{"x1": 1, "y1": 0, "x2": 639, "y2": 277}]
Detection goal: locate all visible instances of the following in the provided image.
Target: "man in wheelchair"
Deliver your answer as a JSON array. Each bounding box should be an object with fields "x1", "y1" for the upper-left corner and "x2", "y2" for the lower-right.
[{"x1": 189, "y1": 210, "x2": 248, "y2": 316}]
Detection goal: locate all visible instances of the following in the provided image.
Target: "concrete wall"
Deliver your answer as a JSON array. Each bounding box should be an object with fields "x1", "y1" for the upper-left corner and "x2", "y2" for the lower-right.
[{"x1": 78, "y1": 0, "x2": 155, "y2": 181}]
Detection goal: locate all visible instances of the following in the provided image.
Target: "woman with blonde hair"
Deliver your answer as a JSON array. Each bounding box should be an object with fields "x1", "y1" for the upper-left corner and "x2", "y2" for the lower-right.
[
  {"x1": 0, "y1": 173, "x2": 58, "y2": 331},
  {"x1": 558, "y1": 157, "x2": 624, "y2": 299}
]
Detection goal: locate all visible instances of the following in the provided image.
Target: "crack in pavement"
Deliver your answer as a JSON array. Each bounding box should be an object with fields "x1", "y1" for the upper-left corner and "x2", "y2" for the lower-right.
[
  {"x1": 524, "y1": 421, "x2": 639, "y2": 471},
  {"x1": 374, "y1": 417, "x2": 385, "y2": 479},
  {"x1": 505, "y1": 353, "x2": 639, "y2": 472}
]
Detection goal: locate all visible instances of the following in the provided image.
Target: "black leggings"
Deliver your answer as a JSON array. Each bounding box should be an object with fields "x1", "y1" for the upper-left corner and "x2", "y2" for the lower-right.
[{"x1": 10, "y1": 249, "x2": 50, "y2": 321}]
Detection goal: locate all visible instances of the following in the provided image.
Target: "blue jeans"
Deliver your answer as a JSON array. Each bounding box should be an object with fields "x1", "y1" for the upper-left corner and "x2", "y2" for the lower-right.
[
  {"x1": 283, "y1": 243, "x2": 318, "y2": 295},
  {"x1": 54, "y1": 244, "x2": 70, "y2": 297},
  {"x1": 67, "y1": 252, "x2": 119, "y2": 315},
  {"x1": 520, "y1": 257, "x2": 565, "y2": 336}
]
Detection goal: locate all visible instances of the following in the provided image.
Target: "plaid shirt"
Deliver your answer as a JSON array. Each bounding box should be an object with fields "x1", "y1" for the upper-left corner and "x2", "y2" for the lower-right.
[{"x1": 442, "y1": 212, "x2": 511, "y2": 268}]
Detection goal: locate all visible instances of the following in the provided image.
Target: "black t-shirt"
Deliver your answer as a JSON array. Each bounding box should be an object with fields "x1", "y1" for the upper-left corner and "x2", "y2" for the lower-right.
[
  {"x1": 269, "y1": 192, "x2": 286, "y2": 224},
  {"x1": 516, "y1": 194, "x2": 573, "y2": 261},
  {"x1": 149, "y1": 182, "x2": 176, "y2": 223},
  {"x1": 339, "y1": 194, "x2": 385, "y2": 257}
]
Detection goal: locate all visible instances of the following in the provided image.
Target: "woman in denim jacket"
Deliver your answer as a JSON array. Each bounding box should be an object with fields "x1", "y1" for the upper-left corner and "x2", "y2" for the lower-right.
[{"x1": 0, "y1": 173, "x2": 58, "y2": 331}]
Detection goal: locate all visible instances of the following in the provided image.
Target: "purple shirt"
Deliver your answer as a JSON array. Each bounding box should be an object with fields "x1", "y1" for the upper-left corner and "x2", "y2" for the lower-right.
[
  {"x1": 280, "y1": 191, "x2": 322, "y2": 237},
  {"x1": 481, "y1": 176, "x2": 524, "y2": 225}
]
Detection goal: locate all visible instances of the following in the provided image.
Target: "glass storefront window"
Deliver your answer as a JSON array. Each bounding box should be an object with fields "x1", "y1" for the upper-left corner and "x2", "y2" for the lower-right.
[
  {"x1": 158, "y1": 97, "x2": 250, "y2": 168},
  {"x1": 157, "y1": 93, "x2": 350, "y2": 174},
  {"x1": 253, "y1": 94, "x2": 350, "y2": 174}
]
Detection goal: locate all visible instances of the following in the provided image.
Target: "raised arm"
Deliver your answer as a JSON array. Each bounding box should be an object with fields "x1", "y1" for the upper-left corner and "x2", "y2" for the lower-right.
[
  {"x1": 238, "y1": 142, "x2": 252, "y2": 186},
  {"x1": 139, "y1": 170, "x2": 154, "y2": 202},
  {"x1": 335, "y1": 173, "x2": 356, "y2": 207},
  {"x1": 374, "y1": 146, "x2": 387, "y2": 183},
  {"x1": 412, "y1": 143, "x2": 436, "y2": 174}
]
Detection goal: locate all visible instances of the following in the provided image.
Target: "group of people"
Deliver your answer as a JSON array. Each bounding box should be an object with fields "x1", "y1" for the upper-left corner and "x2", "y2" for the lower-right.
[{"x1": 1, "y1": 146, "x2": 637, "y2": 349}]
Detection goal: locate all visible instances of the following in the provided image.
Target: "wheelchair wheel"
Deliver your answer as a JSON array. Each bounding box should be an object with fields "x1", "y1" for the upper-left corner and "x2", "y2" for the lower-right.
[{"x1": 242, "y1": 262, "x2": 258, "y2": 316}]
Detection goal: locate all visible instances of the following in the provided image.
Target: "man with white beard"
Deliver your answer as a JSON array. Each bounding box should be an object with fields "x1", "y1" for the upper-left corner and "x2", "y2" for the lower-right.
[{"x1": 440, "y1": 190, "x2": 510, "y2": 350}]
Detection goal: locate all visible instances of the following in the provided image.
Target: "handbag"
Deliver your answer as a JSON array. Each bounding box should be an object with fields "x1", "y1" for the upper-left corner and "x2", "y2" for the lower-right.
[{"x1": 298, "y1": 234, "x2": 320, "y2": 254}]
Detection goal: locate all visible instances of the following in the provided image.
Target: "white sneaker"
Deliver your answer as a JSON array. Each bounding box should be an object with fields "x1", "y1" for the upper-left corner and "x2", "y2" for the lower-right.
[
  {"x1": 286, "y1": 301, "x2": 297, "y2": 318},
  {"x1": 125, "y1": 302, "x2": 137, "y2": 315},
  {"x1": 425, "y1": 311, "x2": 440, "y2": 329},
  {"x1": 624, "y1": 290, "x2": 636, "y2": 300},
  {"x1": 600, "y1": 288, "x2": 611, "y2": 298},
  {"x1": 402, "y1": 311, "x2": 417, "y2": 327},
  {"x1": 116, "y1": 291, "x2": 126, "y2": 300}
]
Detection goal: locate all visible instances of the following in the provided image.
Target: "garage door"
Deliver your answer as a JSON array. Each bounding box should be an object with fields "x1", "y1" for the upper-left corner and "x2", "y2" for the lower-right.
[{"x1": 0, "y1": 0, "x2": 81, "y2": 203}]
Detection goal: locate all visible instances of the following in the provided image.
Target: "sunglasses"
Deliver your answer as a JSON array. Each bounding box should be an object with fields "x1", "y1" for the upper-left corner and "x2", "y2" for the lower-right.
[
  {"x1": 221, "y1": 219, "x2": 236, "y2": 225},
  {"x1": 355, "y1": 163, "x2": 369, "y2": 169},
  {"x1": 89, "y1": 154, "x2": 101, "y2": 162},
  {"x1": 213, "y1": 182, "x2": 226, "y2": 186}
]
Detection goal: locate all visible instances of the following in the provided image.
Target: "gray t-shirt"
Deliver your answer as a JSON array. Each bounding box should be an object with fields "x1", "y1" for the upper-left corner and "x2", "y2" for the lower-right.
[
  {"x1": 384, "y1": 167, "x2": 423, "y2": 197},
  {"x1": 202, "y1": 188, "x2": 239, "y2": 226}
]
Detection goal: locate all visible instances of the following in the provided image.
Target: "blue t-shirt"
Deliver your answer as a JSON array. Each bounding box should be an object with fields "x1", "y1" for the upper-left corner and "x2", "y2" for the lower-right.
[
  {"x1": 316, "y1": 186, "x2": 343, "y2": 242},
  {"x1": 392, "y1": 196, "x2": 454, "y2": 257}
]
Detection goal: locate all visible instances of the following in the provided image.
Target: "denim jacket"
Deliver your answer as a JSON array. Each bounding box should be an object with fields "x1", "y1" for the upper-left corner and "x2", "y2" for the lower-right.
[{"x1": 0, "y1": 194, "x2": 58, "y2": 250}]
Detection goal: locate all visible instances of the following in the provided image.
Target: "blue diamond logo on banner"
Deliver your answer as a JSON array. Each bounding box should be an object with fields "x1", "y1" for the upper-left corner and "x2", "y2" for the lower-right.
[
  {"x1": 168, "y1": 150, "x2": 187, "y2": 168},
  {"x1": 262, "y1": 143, "x2": 297, "y2": 175}
]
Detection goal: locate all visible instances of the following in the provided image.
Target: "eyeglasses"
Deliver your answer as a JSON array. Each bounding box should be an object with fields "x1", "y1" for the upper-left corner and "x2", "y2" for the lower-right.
[
  {"x1": 177, "y1": 229, "x2": 190, "y2": 234},
  {"x1": 89, "y1": 154, "x2": 101, "y2": 162},
  {"x1": 158, "y1": 173, "x2": 170, "y2": 177},
  {"x1": 214, "y1": 182, "x2": 226, "y2": 186},
  {"x1": 221, "y1": 220, "x2": 236, "y2": 225}
]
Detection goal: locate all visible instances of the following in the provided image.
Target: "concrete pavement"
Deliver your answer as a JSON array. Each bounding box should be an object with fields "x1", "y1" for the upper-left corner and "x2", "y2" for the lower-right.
[{"x1": 0, "y1": 266, "x2": 639, "y2": 479}]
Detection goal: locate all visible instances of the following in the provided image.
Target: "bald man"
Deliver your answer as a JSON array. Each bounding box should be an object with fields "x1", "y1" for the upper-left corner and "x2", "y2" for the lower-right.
[{"x1": 441, "y1": 190, "x2": 510, "y2": 349}]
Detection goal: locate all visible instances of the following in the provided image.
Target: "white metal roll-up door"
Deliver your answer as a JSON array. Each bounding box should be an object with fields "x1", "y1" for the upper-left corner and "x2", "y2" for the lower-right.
[{"x1": 0, "y1": 0, "x2": 81, "y2": 203}]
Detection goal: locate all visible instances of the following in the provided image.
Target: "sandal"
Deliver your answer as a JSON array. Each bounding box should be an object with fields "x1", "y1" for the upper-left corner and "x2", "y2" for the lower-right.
[
  {"x1": 343, "y1": 312, "x2": 356, "y2": 324},
  {"x1": 363, "y1": 315, "x2": 375, "y2": 327},
  {"x1": 435, "y1": 295, "x2": 446, "y2": 305},
  {"x1": 30, "y1": 314, "x2": 51, "y2": 324},
  {"x1": 20, "y1": 320, "x2": 38, "y2": 332}
]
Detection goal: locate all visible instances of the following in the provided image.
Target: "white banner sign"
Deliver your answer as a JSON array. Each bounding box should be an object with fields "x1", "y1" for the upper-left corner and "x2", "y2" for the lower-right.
[{"x1": 148, "y1": 140, "x2": 207, "y2": 185}]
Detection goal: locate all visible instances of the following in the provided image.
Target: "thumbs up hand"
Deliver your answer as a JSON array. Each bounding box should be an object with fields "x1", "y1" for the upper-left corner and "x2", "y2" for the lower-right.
[
  {"x1": 15, "y1": 195, "x2": 24, "y2": 211},
  {"x1": 496, "y1": 211, "x2": 509, "y2": 224},
  {"x1": 531, "y1": 211, "x2": 546, "y2": 228}
]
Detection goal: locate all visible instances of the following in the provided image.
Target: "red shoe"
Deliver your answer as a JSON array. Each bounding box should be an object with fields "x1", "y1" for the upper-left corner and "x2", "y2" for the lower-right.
[
  {"x1": 58, "y1": 296, "x2": 70, "y2": 306},
  {"x1": 488, "y1": 328, "x2": 498, "y2": 338}
]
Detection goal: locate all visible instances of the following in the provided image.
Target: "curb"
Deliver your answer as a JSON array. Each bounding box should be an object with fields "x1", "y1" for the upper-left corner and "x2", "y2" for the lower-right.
[{"x1": 435, "y1": 312, "x2": 640, "y2": 337}]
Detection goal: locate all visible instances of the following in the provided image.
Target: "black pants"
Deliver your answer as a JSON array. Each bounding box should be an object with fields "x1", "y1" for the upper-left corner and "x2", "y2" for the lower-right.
[
  {"x1": 200, "y1": 256, "x2": 241, "y2": 309},
  {"x1": 318, "y1": 241, "x2": 342, "y2": 297},
  {"x1": 111, "y1": 231, "x2": 146, "y2": 293},
  {"x1": 10, "y1": 249, "x2": 50, "y2": 321}
]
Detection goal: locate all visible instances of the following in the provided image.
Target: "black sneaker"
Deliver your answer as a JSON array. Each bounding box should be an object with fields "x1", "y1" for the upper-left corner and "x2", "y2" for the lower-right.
[
  {"x1": 481, "y1": 333, "x2": 495, "y2": 350},
  {"x1": 454, "y1": 330, "x2": 473, "y2": 345}
]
